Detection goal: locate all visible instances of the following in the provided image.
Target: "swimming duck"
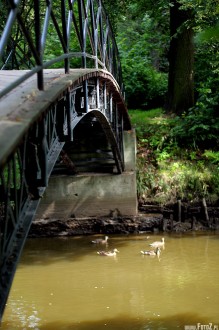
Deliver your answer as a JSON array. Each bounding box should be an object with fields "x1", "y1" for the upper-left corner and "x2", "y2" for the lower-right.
[
  {"x1": 97, "y1": 248, "x2": 119, "y2": 256},
  {"x1": 140, "y1": 247, "x2": 161, "y2": 256},
  {"x1": 149, "y1": 237, "x2": 165, "y2": 248},
  {"x1": 91, "y1": 236, "x2": 109, "y2": 244}
]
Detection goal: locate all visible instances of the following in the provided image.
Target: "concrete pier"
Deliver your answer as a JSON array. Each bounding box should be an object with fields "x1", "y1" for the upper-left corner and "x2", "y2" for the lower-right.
[{"x1": 36, "y1": 130, "x2": 137, "y2": 219}]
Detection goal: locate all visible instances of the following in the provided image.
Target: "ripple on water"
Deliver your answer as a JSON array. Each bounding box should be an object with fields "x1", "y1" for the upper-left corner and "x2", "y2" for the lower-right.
[{"x1": 1, "y1": 232, "x2": 219, "y2": 329}]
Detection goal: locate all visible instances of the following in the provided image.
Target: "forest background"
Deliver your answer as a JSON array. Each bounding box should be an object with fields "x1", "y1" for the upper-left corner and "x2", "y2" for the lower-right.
[{"x1": 104, "y1": 0, "x2": 219, "y2": 208}]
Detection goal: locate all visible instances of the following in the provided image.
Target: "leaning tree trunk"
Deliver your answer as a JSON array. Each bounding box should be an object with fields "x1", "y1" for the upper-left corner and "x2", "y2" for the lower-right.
[{"x1": 166, "y1": 0, "x2": 195, "y2": 115}]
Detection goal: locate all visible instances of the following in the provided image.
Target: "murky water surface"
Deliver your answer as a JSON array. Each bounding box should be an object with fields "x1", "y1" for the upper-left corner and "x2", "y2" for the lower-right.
[{"x1": 1, "y1": 232, "x2": 219, "y2": 329}]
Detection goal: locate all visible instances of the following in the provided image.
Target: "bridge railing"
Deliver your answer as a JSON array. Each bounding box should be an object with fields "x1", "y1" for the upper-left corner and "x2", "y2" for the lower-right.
[{"x1": 0, "y1": 0, "x2": 124, "y2": 98}]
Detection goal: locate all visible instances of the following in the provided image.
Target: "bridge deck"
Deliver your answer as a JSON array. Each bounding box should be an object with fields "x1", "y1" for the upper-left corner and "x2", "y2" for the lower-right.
[
  {"x1": 0, "y1": 68, "x2": 127, "y2": 168},
  {"x1": 0, "y1": 69, "x2": 75, "y2": 167}
]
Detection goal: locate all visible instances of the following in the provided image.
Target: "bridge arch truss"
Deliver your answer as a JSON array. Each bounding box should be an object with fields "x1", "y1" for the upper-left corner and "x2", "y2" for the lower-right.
[
  {"x1": 0, "y1": 68, "x2": 131, "y2": 318},
  {"x1": 0, "y1": 0, "x2": 132, "y2": 320}
]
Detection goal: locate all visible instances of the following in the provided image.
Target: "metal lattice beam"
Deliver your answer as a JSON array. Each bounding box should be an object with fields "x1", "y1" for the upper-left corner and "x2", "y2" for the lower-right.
[{"x1": 0, "y1": 0, "x2": 132, "y2": 321}]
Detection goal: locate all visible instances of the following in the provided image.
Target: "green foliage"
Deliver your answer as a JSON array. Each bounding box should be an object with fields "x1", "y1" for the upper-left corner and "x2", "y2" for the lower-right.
[
  {"x1": 102, "y1": 0, "x2": 131, "y2": 33},
  {"x1": 0, "y1": 156, "x2": 21, "y2": 189},
  {"x1": 115, "y1": 0, "x2": 219, "y2": 115},
  {"x1": 168, "y1": 30, "x2": 219, "y2": 148},
  {"x1": 170, "y1": 108, "x2": 219, "y2": 150},
  {"x1": 203, "y1": 151, "x2": 219, "y2": 164},
  {"x1": 158, "y1": 160, "x2": 214, "y2": 200},
  {"x1": 129, "y1": 108, "x2": 219, "y2": 205},
  {"x1": 170, "y1": 32, "x2": 219, "y2": 147},
  {"x1": 196, "y1": 24, "x2": 219, "y2": 42},
  {"x1": 136, "y1": 157, "x2": 158, "y2": 201},
  {"x1": 116, "y1": 9, "x2": 168, "y2": 109}
]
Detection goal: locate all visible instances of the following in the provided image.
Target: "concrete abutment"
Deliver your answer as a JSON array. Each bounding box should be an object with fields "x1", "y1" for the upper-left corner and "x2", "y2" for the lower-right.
[{"x1": 36, "y1": 130, "x2": 137, "y2": 220}]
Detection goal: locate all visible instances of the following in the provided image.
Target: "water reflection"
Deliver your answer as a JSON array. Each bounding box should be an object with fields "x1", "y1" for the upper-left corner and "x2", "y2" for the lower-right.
[{"x1": 1, "y1": 232, "x2": 219, "y2": 329}]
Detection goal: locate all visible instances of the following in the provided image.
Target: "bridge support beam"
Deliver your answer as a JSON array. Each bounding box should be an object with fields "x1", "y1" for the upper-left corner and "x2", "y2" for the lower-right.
[{"x1": 35, "y1": 130, "x2": 137, "y2": 220}]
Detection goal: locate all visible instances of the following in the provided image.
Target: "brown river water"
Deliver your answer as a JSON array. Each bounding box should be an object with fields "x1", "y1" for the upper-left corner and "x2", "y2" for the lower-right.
[{"x1": 1, "y1": 232, "x2": 219, "y2": 330}]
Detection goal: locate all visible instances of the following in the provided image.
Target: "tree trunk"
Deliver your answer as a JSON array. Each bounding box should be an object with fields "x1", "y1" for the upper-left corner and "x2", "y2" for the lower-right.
[{"x1": 166, "y1": 0, "x2": 195, "y2": 115}]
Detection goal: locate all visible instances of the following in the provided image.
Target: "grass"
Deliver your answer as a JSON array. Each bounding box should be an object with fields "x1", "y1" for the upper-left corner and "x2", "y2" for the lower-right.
[{"x1": 129, "y1": 108, "x2": 219, "y2": 206}]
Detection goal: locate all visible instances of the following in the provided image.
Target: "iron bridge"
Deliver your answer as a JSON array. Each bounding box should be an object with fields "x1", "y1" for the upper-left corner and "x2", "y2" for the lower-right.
[{"x1": 0, "y1": 0, "x2": 132, "y2": 320}]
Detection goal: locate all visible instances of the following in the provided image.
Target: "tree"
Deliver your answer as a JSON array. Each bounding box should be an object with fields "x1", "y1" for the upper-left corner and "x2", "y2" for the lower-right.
[
  {"x1": 113, "y1": 0, "x2": 219, "y2": 115},
  {"x1": 166, "y1": 0, "x2": 195, "y2": 114}
]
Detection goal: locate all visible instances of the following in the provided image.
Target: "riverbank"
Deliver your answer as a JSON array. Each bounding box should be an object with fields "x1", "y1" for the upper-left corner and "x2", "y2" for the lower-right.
[
  {"x1": 28, "y1": 202, "x2": 219, "y2": 238},
  {"x1": 129, "y1": 109, "x2": 219, "y2": 209}
]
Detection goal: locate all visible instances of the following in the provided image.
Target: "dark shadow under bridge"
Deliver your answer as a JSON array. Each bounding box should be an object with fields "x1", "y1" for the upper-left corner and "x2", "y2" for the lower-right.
[{"x1": 0, "y1": 0, "x2": 134, "y2": 320}]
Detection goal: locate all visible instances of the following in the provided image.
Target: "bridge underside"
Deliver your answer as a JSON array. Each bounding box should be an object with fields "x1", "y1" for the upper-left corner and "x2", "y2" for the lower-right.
[{"x1": 36, "y1": 129, "x2": 137, "y2": 220}]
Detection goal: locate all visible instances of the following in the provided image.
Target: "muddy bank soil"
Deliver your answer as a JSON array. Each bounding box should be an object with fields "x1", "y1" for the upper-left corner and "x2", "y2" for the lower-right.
[{"x1": 29, "y1": 203, "x2": 219, "y2": 238}]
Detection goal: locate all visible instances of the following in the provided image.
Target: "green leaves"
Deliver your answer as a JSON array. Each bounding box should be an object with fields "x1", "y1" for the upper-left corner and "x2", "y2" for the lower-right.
[
  {"x1": 116, "y1": 11, "x2": 168, "y2": 108},
  {"x1": 129, "y1": 108, "x2": 219, "y2": 204},
  {"x1": 196, "y1": 24, "x2": 219, "y2": 42}
]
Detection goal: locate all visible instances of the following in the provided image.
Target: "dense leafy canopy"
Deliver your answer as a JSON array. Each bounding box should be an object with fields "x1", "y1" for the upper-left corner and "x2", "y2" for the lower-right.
[{"x1": 105, "y1": 0, "x2": 219, "y2": 113}]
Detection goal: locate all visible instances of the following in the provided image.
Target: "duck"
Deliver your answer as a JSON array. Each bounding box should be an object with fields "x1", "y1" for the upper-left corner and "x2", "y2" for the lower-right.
[
  {"x1": 91, "y1": 236, "x2": 109, "y2": 244},
  {"x1": 149, "y1": 237, "x2": 165, "y2": 248},
  {"x1": 140, "y1": 247, "x2": 161, "y2": 256},
  {"x1": 97, "y1": 248, "x2": 119, "y2": 256}
]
